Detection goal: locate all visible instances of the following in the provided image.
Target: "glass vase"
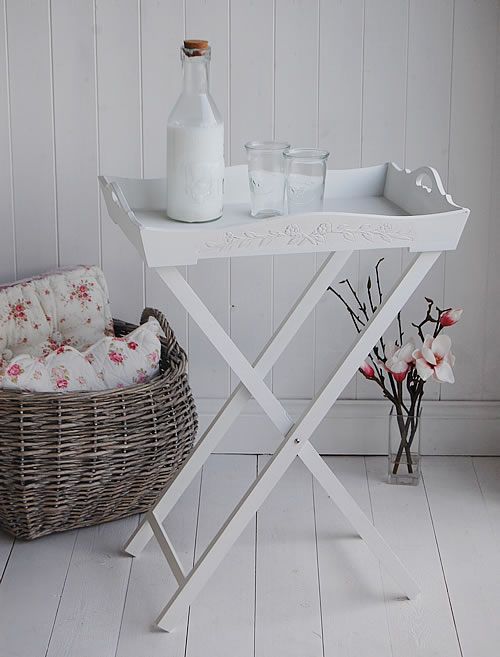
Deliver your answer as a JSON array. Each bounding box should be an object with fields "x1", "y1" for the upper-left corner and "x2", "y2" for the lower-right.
[{"x1": 388, "y1": 407, "x2": 422, "y2": 485}]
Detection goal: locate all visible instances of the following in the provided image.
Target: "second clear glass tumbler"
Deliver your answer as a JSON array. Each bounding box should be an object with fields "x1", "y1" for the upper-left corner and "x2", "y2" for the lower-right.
[
  {"x1": 285, "y1": 148, "x2": 330, "y2": 214},
  {"x1": 245, "y1": 141, "x2": 290, "y2": 218}
]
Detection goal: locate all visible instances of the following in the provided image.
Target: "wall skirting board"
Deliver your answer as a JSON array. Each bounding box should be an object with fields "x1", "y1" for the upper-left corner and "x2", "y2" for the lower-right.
[{"x1": 195, "y1": 398, "x2": 500, "y2": 456}]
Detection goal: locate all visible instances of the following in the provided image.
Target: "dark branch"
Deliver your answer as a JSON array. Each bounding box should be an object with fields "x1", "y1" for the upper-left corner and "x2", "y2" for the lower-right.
[
  {"x1": 327, "y1": 286, "x2": 365, "y2": 332},
  {"x1": 375, "y1": 258, "x2": 384, "y2": 305}
]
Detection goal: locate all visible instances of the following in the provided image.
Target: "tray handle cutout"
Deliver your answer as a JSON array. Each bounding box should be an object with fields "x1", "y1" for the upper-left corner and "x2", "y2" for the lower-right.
[
  {"x1": 98, "y1": 176, "x2": 141, "y2": 228},
  {"x1": 412, "y1": 166, "x2": 446, "y2": 197}
]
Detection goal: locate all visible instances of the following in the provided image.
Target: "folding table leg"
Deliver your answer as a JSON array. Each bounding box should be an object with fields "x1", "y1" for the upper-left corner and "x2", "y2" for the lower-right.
[
  {"x1": 155, "y1": 423, "x2": 309, "y2": 631},
  {"x1": 300, "y1": 443, "x2": 420, "y2": 598},
  {"x1": 155, "y1": 251, "x2": 440, "y2": 630},
  {"x1": 125, "y1": 250, "x2": 353, "y2": 557}
]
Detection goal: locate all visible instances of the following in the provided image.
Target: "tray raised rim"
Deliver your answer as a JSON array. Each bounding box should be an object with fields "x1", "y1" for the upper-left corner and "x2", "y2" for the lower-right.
[{"x1": 98, "y1": 163, "x2": 470, "y2": 267}]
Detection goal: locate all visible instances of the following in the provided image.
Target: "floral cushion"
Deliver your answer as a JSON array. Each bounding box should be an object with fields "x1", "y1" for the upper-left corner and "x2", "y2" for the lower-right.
[
  {"x1": 0, "y1": 317, "x2": 163, "y2": 393},
  {"x1": 0, "y1": 265, "x2": 114, "y2": 360}
]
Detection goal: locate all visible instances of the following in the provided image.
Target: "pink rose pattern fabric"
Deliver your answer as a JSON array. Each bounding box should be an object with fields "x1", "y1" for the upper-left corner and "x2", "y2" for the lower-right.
[
  {"x1": 0, "y1": 265, "x2": 114, "y2": 361},
  {"x1": 0, "y1": 317, "x2": 163, "y2": 393}
]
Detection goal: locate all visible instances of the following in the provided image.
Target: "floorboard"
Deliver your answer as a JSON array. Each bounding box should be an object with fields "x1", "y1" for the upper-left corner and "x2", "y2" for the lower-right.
[
  {"x1": 314, "y1": 456, "x2": 392, "y2": 656},
  {"x1": 422, "y1": 456, "x2": 500, "y2": 657},
  {"x1": 115, "y1": 472, "x2": 202, "y2": 657},
  {"x1": 472, "y1": 457, "x2": 500, "y2": 545},
  {"x1": 185, "y1": 454, "x2": 256, "y2": 657},
  {"x1": 0, "y1": 531, "x2": 14, "y2": 581},
  {"x1": 45, "y1": 516, "x2": 138, "y2": 657},
  {"x1": 0, "y1": 529, "x2": 77, "y2": 657},
  {"x1": 367, "y1": 456, "x2": 462, "y2": 657},
  {"x1": 255, "y1": 457, "x2": 323, "y2": 657}
]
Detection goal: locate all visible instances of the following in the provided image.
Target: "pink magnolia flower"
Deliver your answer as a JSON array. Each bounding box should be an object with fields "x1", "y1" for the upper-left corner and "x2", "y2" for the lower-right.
[
  {"x1": 413, "y1": 334, "x2": 455, "y2": 383},
  {"x1": 440, "y1": 308, "x2": 463, "y2": 327},
  {"x1": 384, "y1": 341, "x2": 415, "y2": 382},
  {"x1": 359, "y1": 361, "x2": 375, "y2": 379}
]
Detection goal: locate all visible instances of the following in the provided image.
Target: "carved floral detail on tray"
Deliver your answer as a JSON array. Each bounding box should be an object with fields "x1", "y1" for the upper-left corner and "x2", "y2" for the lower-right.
[{"x1": 205, "y1": 222, "x2": 414, "y2": 251}]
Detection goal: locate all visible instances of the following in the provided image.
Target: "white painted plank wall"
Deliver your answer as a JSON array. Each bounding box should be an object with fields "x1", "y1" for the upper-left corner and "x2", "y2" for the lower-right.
[
  {"x1": 184, "y1": 0, "x2": 231, "y2": 399},
  {"x1": 401, "y1": 0, "x2": 453, "y2": 401},
  {"x1": 357, "y1": 0, "x2": 409, "y2": 399},
  {"x1": 444, "y1": 0, "x2": 498, "y2": 400},
  {"x1": 96, "y1": 0, "x2": 144, "y2": 323},
  {"x1": 0, "y1": 0, "x2": 15, "y2": 283},
  {"x1": 141, "y1": 0, "x2": 188, "y2": 345},
  {"x1": 315, "y1": 0, "x2": 364, "y2": 399},
  {"x1": 0, "y1": 0, "x2": 498, "y2": 409},
  {"x1": 229, "y1": 0, "x2": 274, "y2": 391},
  {"x1": 52, "y1": 0, "x2": 100, "y2": 267},
  {"x1": 272, "y1": 0, "x2": 319, "y2": 400},
  {"x1": 5, "y1": 0, "x2": 58, "y2": 279}
]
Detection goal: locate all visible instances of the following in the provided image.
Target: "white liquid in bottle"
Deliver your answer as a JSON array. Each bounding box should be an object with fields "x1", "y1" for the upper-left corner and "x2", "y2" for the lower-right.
[
  {"x1": 166, "y1": 39, "x2": 224, "y2": 223},
  {"x1": 167, "y1": 124, "x2": 224, "y2": 222}
]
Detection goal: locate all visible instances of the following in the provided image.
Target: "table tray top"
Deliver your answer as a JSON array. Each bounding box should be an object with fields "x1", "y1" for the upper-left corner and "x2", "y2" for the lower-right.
[{"x1": 99, "y1": 163, "x2": 469, "y2": 267}]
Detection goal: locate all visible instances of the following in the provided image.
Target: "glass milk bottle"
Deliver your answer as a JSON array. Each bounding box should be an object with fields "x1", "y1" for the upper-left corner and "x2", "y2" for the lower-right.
[{"x1": 166, "y1": 40, "x2": 224, "y2": 222}]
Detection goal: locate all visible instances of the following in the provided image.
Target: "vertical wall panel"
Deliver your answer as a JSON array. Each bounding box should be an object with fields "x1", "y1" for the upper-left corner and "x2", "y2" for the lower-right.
[
  {"x1": 52, "y1": 0, "x2": 100, "y2": 268},
  {"x1": 444, "y1": 0, "x2": 498, "y2": 400},
  {"x1": 185, "y1": 0, "x2": 230, "y2": 398},
  {"x1": 229, "y1": 0, "x2": 274, "y2": 390},
  {"x1": 315, "y1": 0, "x2": 364, "y2": 399},
  {"x1": 96, "y1": 0, "x2": 144, "y2": 323},
  {"x1": 357, "y1": 0, "x2": 409, "y2": 399},
  {"x1": 0, "y1": 0, "x2": 15, "y2": 283},
  {"x1": 401, "y1": 0, "x2": 454, "y2": 401},
  {"x1": 272, "y1": 0, "x2": 319, "y2": 399},
  {"x1": 141, "y1": 0, "x2": 188, "y2": 346},
  {"x1": 6, "y1": 0, "x2": 57, "y2": 278},
  {"x1": 483, "y1": 12, "x2": 500, "y2": 400},
  {"x1": 230, "y1": 0, "x2": 274, "y2": 165}
]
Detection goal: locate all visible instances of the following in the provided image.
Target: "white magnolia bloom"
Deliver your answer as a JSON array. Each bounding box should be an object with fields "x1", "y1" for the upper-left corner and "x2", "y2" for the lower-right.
[
  {"x1": 384, "y1": 340, "x2": 415, "y2": 382},
  {"x1": 412, "y1": 334, "x2": 455, "y2": 383}
]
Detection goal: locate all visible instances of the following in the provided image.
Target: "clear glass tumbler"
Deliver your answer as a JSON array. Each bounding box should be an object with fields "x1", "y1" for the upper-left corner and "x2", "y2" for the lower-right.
[
  {"x1": 244, "y1": 141, "x2": 290, "y2": 218},
  {"x1": 284, "y1": 148, "x2": 330, "y2": 214}
]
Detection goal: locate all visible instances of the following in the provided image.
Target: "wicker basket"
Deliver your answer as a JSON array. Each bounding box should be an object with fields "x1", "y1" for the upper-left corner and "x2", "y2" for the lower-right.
[{"x1": 0, "y1": 308, "x2": 197, "y2": 540}]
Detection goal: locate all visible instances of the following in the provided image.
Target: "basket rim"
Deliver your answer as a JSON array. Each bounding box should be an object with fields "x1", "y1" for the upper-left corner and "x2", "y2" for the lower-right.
[{"x1": 0, "y1": 312, "x2": 188, "y2": 401}]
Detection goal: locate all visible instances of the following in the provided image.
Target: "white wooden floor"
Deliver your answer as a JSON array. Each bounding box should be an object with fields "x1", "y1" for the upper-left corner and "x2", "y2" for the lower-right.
[{"x1": 1, "y1": 455, "x2": 500, "y2": 657}]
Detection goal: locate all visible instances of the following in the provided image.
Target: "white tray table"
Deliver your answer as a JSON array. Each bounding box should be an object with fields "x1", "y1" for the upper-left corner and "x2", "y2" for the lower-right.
[{"x1": 99, "y1": 162, "x2": 469, "y2": 632}]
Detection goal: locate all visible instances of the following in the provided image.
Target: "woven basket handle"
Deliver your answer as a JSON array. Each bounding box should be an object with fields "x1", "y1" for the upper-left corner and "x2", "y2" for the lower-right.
[{"x1": 140, "y1": 307, "x2": 180, "y2": 358}]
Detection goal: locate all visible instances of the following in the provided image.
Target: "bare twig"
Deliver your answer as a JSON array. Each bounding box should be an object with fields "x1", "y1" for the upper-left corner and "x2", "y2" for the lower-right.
[
  {"x1": 397, "y1": 312, "x2": 404, "y2": 346},
  {"x1": 375, "y1": 258, "x2": 384, "y2": 305},
  {"x1": 367, "y1": 276, "x2": 377, "y2": 314},
  {"x1": 339, "y1": 279, "x2": 370, "y2": 322},
  {"x1": 327, "y1": 286, "x2": 365, "y2": 332},
  {"x1": 412, "y1": 297, "x2": 435, "y2": 340}
]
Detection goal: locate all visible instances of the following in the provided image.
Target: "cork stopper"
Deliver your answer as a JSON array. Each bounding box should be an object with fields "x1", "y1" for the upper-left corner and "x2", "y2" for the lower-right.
[{"x1": 183, "y1": 39, "x2": 209, "y2": 56}]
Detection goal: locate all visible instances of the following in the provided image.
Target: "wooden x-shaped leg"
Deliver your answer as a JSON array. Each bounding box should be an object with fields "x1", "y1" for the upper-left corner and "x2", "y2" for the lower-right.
[
  {"x1": 126, "y1": 250, "x2": 353, "y2": 557},
  {"x1": 126, "y1": 249, "x2": 441, "y2": 631}
]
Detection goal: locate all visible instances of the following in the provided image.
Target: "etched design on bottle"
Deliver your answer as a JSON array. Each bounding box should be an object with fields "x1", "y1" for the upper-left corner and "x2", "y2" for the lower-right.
[
  {"x1": 185, "y1": 162, "x2": 223, "y2": 205},
  {"x1": 167, "y1": 123, "x2": 224, "y2": 222}
]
